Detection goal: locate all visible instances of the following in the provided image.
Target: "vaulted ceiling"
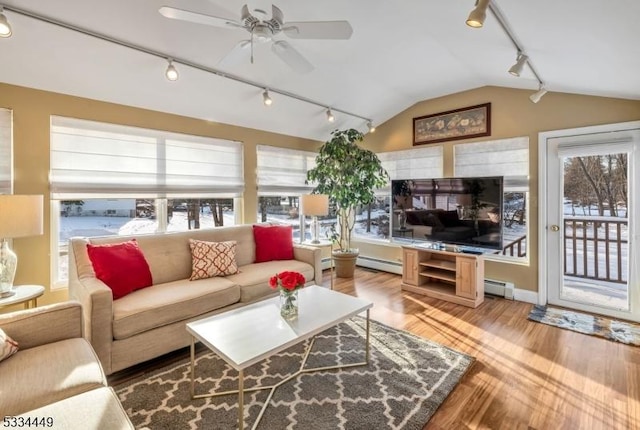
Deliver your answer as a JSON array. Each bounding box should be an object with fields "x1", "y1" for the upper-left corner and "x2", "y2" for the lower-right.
[{"x1": 0, "y1": 0, "x2": 638, "y2": 141}]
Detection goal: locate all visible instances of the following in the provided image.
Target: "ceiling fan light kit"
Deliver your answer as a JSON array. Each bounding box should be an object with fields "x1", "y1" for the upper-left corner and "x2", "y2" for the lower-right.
[
  {"x1": 160, "y1": 4, "x2": 352, "y2": 74},
  {"x1": 467, "y1": 0, "x2": 547, "y2": 103}
]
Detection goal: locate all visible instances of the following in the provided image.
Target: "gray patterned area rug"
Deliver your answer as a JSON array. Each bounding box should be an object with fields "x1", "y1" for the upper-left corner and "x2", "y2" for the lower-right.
[
  {"x1": 114, "y1": 318, "x2": 474, "y2": 429},
  {"x1": 528, "y1": 304, "x2": 640, "y2": 346}
]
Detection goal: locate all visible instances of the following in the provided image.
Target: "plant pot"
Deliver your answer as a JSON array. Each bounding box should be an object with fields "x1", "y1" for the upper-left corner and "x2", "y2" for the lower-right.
[{"x1": 332, "y1": 250, "x2": 359, "y2": 278}]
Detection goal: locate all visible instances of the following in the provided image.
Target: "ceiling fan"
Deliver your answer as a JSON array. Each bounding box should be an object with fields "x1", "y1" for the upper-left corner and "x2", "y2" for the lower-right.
[{"x1": 159, "y1": 4, "x2": 353, "y2": 73}]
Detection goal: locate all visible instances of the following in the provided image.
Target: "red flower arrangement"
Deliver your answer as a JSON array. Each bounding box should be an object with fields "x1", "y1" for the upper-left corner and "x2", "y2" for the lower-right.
[{"x1": 269, "y1": 271, "x2": 306, "y2": 292}]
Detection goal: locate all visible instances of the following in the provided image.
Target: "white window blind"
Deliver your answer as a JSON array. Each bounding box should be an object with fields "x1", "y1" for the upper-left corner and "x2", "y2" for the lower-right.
[
  {"x1": 50, "y1": 117, "x2": 244, "y2": 199},
  {"x1": 376, "y1": 145, "x2": 444, "y2": 194},
  {"x1": 256, "y1": 145, "x2": 317, "y2": 195},
  {"x1": 454, "y1": 137, "x2": 529, "y2": 191},
  {"x1": 0, "y1": 108, "x2": 12, "y2": 194}
]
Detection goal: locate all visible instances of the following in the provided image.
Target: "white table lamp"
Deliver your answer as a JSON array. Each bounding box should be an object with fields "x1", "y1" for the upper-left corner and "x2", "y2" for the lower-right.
[
  {"x1": 300, "y1": 194, "x2": 329, "y2": 244},
  {"x1": 0, "y1": 195, "x2": 44, "y2": 297}
]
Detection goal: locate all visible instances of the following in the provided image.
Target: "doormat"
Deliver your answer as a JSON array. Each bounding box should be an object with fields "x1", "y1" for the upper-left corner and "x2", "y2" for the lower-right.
[
  {"x1": 528, "y1": 304, "x2": 640, "y2": 346},
  {"x1": 114, "y1": 317, "x2": 474, "y2": 429}
]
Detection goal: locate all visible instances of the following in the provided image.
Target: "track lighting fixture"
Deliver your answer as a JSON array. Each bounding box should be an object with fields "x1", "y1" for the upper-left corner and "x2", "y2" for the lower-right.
[
  {"x1": 466, "y1": 0, "x2": 490, "y2": 28},
  {"x1": 262, "y1": 89, "x2": 272, "y2": 106},
  {"x1": 529, "y1": 85, "x2": 547, "y2": 104},
  {"x1": 367, "y1": 121, "x2": 376, "y2": 133},
  {"x1": 326, "y1": 108, "x2": 335, "y2": 123},
  {"x1": 508, "y1": 53, "x2": 528, "y2": 77},
  {"x1": 165, "y1": 59, "x2": 178, "y2": 81},
  {"x1": 0, "y1": 7, "x2": 12, "y2": 38}
]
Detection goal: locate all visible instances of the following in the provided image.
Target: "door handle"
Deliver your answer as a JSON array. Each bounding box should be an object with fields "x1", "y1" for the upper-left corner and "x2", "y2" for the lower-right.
[{"x1": 550, "y1": 225, "x2": 560, "y2": 232}]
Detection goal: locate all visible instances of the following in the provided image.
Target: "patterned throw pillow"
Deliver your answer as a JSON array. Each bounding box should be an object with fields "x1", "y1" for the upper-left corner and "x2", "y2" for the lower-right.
[
  {"x1": 189, "y1": 240, "x2": 239, "y2": 281},
  {"x1": 0, "y1": 328, "x2": 19, "y2": 362}
]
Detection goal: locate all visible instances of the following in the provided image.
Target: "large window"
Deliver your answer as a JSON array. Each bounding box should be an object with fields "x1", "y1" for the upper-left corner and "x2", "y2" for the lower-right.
[
  {"x1": 51, "y1": 117, "x2": 244, "y2": 285},
  {"x1": 256, "y1": 145, "x2": 317, "y2": 241},
  {"x1": 0, "y1": 108, "x2": 12, "y2": 194},
  {"x1": 454, "y1": 137, "x2": 529, "y2": 262},
  {"x1": 353, "y1": 145, "x2": 444, "y2": 242}
]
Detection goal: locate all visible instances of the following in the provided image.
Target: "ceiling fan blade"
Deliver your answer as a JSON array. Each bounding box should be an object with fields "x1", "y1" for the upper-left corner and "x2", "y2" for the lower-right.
[
  {"x1": 217, "y1": 40, "x2": 252, "y2": 68},
  {"x1": 282, "y1": 21, "x2": 353, "y2": 39},
  {"x1": 270, "y1": 5, "x2": 284, "y2": 27},
  {"x1": 271, "y1": 41, "x2": 314, "y2": 74},
  {"x1": 159, "y1": 6, "x2": 242, "y2": 29}
]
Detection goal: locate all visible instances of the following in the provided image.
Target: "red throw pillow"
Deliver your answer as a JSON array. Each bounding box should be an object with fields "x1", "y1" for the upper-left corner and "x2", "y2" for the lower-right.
[
  {"x1": 87, "y1": 239, "x2": 153, "y2": 300},
  {"x1": 253, "y1": 225, "x2": 294, "y2": 263}
]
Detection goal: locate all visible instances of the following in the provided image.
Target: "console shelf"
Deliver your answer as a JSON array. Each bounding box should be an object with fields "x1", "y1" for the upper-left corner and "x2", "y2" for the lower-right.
[{"x1": 401, "y1": 245, "x2": 484, "y2": 308}]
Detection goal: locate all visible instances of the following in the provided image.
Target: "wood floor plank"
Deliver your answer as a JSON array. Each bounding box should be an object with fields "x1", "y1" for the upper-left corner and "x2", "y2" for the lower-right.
[{"x1": 108, "y1": 268, "x2": 640, "y2": 429}]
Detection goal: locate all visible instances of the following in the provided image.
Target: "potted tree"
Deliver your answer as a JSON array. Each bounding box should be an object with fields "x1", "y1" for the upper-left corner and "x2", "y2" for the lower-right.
[{"x1": 306, "y1": 128, "x2": 389, "y2": 278}]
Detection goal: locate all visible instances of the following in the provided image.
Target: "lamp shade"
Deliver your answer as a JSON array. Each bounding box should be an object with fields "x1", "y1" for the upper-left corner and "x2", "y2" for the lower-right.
[
  {"x1": 300, "y1": 194, "x2": 329, "y2": 217},
  {"x1": 0, "y1": 195, "x2": 44, "y2": 238}
]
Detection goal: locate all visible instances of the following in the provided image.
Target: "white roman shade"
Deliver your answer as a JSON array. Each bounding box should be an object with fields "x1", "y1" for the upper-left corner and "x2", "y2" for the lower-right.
[
  {"x1": 454, "y1": 137, "x2": 529, "y2": 191},
  {"x1": 0, "y1": 108, "x2": 12, "y2": 194},
  {"x1": 377, "y1": 145, "x2": 444, "y2": 194},
  {"x1": 256, "y1": 145, "x2": 317, "y2": 196},
  {"x1": 50, "y1": 117, "x2": 244, "y2": 199}
]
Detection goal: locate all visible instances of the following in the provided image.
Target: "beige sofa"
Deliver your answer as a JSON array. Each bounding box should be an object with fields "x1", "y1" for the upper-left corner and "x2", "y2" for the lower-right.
[
  {"x1": 0, "y1": 301, "x2": 133, "y2": 429},
  {"x1": 69, "y1": 223, "x2": 321, "y2": 375}
]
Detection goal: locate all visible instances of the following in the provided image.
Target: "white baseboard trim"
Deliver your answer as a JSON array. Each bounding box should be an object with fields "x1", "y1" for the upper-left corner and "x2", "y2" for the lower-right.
[
  {"x1": 356, "y1": 255, "x2": 403, "y2": 275},
  {"x1": 513, "y1": 288, "x2": 538, "y2": 304}
]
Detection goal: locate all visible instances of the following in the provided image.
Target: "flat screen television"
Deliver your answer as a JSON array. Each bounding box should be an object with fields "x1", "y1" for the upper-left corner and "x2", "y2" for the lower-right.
[{"x1": 391, "y1": 176, "x2": 504, "y2": 250}]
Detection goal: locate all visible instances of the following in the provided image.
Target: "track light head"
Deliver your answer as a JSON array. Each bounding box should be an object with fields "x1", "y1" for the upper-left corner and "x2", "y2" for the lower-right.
[
  {"x1": 165, "y1": 59, "x2": 179, "y2": 81},
  {"x1": 0, "y1": 8, "x2": 12, "y2": 38},
  {"x1": 367, "y1": 121, "x2": 376, "y2": 133},
  {"x1": 530, "y1": 85, "x2": 548, "y2": 103},
  {"x1": 262, "y1": 89, "x2": 272, "y2": 106},
  {"x1": 326, "y1": 108, "x2": 335, "y2": 123},
  {"x1": 466, "y1": 0, "x2": 490, "y2": 28},
  {"x1": 508, "y1": 54, "x2": 528, "y2": 77}
]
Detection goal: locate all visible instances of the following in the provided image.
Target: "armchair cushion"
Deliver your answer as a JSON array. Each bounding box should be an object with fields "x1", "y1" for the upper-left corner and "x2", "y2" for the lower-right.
[{"x1": 0, "y1": 338, "x2": 106, "y2": 416}]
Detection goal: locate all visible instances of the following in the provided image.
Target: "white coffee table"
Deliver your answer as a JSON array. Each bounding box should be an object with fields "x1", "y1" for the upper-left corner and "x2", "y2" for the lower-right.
[{"x1": 186, "y1": 285, "x2": 373, "y2": 430}]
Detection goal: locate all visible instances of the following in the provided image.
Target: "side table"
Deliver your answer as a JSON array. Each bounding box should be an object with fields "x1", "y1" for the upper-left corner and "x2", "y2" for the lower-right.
[
  {"x1": 0, "y1": 285, "x2": 45, "y2": 310},
  {"x1": 302, "y1": 239, "x2": 334, "y2": 290}
]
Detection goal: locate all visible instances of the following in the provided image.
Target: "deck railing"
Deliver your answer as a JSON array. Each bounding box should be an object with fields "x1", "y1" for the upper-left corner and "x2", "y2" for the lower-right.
[
  {"x1": 563, "y1": 216, "x2": 628, "y2": 284},
  {"x1": 502, "y1": 235, "x2": 527, "y2": 257}
]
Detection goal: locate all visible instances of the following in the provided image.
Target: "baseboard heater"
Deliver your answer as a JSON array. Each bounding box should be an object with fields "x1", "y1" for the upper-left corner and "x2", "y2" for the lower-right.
[
  {"x1": 355, "y1": 255, "x2": 403, "y2": 275},
  {"x1": 484, "y1": 278, "x2": 515, "y2": 300}
]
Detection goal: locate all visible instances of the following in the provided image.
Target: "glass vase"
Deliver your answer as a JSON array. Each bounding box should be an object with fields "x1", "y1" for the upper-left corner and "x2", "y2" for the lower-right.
[{"x1": 279, "y1": 289, "x2": 299, "y2": 320}]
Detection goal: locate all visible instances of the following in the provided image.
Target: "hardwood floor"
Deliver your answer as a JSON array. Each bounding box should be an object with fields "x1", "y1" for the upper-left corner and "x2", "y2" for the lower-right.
[{"x1": 109, "y1": 268, "x2": 640, "y2": 429}]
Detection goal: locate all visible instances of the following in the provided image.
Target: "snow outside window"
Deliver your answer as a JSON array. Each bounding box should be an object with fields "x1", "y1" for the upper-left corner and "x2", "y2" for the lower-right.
[
  {"x1": 50, "y1": 117, "x2": 244, "y2": 285},
  {"x1": 256, "y1": 145, "x2": 318, "y2": 241},
  {"x1": 454, "y1": 137, "x2": 530, "y2": 262},
  {"x1": 353, "y1": 146, "x2": 444, "y2": 242}
]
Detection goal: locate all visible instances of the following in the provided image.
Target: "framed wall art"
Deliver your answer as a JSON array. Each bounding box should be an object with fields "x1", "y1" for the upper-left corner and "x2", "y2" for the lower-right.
[{"x1": 413, "y1": 102, "x2": 491, "y2": 145}]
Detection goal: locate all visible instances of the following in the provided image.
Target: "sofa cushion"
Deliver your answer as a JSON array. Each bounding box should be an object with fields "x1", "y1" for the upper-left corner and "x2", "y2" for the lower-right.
[
  {"x1": 228, "y1": 260, "x2": 316, "y2": 303},
  {"x1": 189, "y1": 239, "x2": 239, "y2": 280},
  {"x1": 87, "y1": 239, "x2": 153, "y2": 299},
  {"x1": 18, "y1": 387, "x2": 134, "y2": 430},
  {"x1": 253, "y1": 224, "x2": 294, "y2": 263},
  {"x1": 0, "y1": 327, "x2": 18, "y2": 363},
  {"x1": 112, "y1": 277, "x2": 240, "y2": 340},
  {"x1": 0, "y1": 338, "x2": 106, "y2": 416}
]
